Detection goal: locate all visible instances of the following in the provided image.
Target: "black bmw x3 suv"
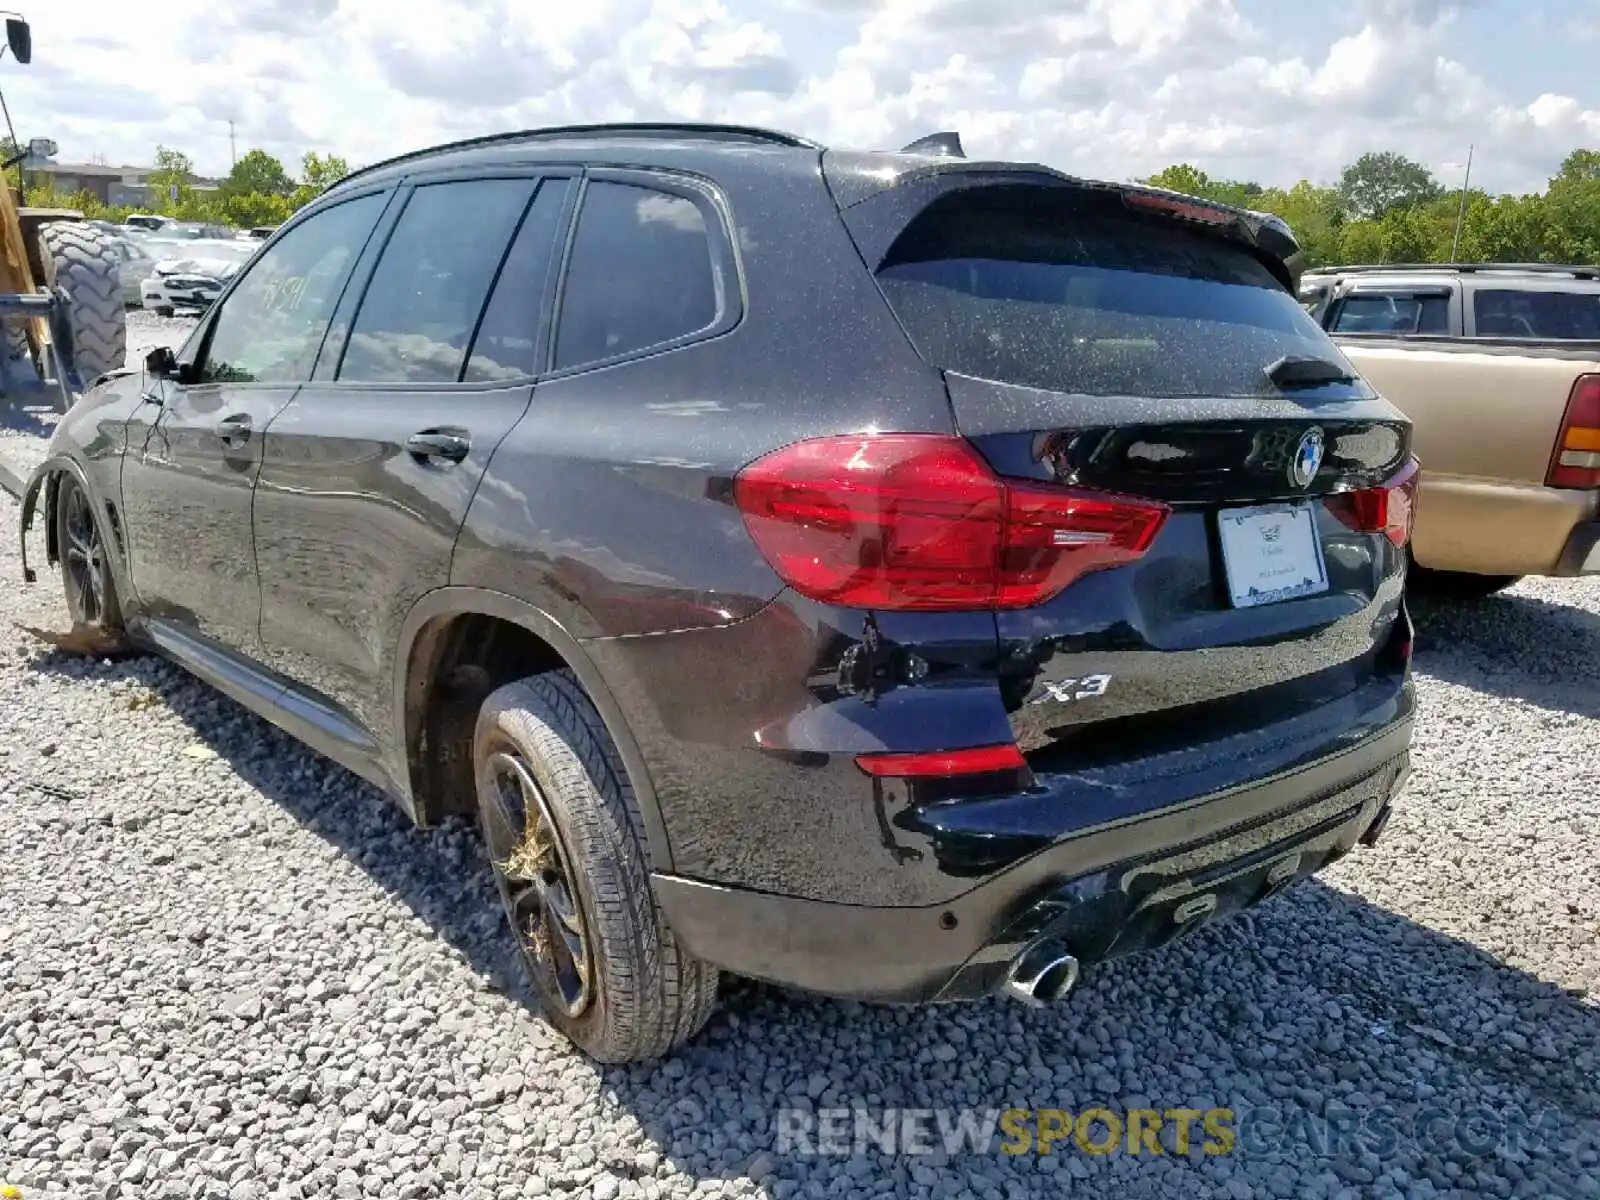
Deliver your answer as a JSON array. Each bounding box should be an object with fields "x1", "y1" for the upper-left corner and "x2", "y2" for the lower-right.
[{"x1": 20, "y1": 124, "x2": 1418, "y2": 1062}]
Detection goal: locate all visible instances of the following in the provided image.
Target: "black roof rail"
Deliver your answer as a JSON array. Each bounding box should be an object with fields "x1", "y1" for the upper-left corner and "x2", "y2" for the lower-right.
[
  {"x1": 327, "y1": 122, "x2": 822, "y2": 193},
  {"x1": 899, "y1": 131, "x2": 965, "y2": 158},
  {"x1": 1306, "y1": 262, "x2": 1600, "y2": 281}
]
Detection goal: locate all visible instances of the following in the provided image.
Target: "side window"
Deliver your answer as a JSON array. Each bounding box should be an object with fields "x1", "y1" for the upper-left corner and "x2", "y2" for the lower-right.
[
  {"x1": 554, "y1": 181, "x2": 719, "y2": 371},
  {"x1": 338, "y1": 179, "x2": 537, "y2": 384},
  {"x1": 1329, "y1": 292, "x2": 1448, "y2": 335},
  {"x1": 201, "y1": 193, "x2": 385, "y2": 384},
  {"x1": 464, "y1": 180, "x2": 572, "y2": 382},
  {"x1": 1474, "y1": 289, "x2": 1600, "y2": 339}
]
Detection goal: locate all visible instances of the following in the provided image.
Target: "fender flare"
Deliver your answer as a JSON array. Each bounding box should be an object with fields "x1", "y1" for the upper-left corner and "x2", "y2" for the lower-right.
[{"x1": 392, "y1": 586, "x2": 676, "y2": 873}]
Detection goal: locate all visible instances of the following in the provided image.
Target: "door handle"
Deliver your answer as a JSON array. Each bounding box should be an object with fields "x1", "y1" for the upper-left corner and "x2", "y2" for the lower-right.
[
  {"x1": 216, "y1": 413, "x2": 252, "y2": 448},
  {"x1": 406, "y1": 429, "x2": 471, "y2": 465}
]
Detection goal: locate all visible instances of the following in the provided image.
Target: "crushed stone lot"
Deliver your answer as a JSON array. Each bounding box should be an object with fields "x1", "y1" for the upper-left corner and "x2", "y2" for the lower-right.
[{"x1": 0, "y1": 316, "x2": 1597, "y2": 1199}]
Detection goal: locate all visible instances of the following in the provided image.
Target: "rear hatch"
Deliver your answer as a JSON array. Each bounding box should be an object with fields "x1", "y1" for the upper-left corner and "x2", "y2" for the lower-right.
[{"x1": 829, "y1": 164, "x2": 1415, "y2": 761}]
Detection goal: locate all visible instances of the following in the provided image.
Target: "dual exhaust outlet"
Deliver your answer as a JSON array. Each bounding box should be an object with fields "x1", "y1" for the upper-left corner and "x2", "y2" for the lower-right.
[{"x1": 1002, "y1": 938, "x2": 1080, "y2": 1007}]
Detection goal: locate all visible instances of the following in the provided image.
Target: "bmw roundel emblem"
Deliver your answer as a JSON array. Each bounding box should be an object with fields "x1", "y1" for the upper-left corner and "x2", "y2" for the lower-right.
[{"x1": 1290, "y1": 427, "x2": 1325, "y2": 489}]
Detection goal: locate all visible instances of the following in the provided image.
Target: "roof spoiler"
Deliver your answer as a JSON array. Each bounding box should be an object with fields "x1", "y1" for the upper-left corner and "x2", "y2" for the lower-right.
[{"x1": 899, "y1": 132, "x2": 965, "y2": 159}]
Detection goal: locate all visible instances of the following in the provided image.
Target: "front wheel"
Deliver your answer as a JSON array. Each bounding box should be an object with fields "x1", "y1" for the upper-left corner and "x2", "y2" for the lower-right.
[
  {"x1": 55, "y1": 475, "x2": 124, "y2": 638},
  {"x1": 473, "y1": 671, "x2": 718, "y2": 1063}
]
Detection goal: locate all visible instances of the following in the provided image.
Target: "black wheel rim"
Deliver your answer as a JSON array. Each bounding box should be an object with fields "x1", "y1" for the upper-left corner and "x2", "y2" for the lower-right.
[
  {"x1": 62, "y1": 484, "x2": 106, "y2": 625},
  {"x1": 481, "y1": 750, "x2": 592, "y2": 1017}
]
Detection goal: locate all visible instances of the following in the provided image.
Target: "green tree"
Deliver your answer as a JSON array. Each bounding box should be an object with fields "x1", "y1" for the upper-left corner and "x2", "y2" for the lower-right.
[
  {"x1": 147, "y1": 145, "x2": 196, "y2": 215},
  {"x1": 1142, "y1": 163, "x2": 1213, "y2": 197},
  {"x1": 223, "y1": 149, "x2": 293, "y2": 199},
  {"x1": 1339, "y1": 151, "x2": 1442, "y2": 220},
  {"x1": 1545, "y1": 148, "x2": 1600, "y2": 263},
  {"x1": 1554, "y1": 149, "x2": 1600, "y2": 184},
  {"x1": 1252, "y1": 181, "x2": 1346, "y2": 266},
  {"x1": 289, "y1": 151, "x2": 353, "y2": 210},
  {"x1": 223, "y1": 191, "x2": 293, "y2": 228}
]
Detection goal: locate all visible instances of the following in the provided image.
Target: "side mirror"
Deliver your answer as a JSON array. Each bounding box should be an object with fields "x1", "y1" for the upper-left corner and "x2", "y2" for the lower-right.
[
  {"x1": 26, "y1": 137, "x2": 56, "y2": 161},
  {"x1": 145, "y1": 346, "x2": 178, "y2": 377},
  {"x1": 5, "y1": 17, "x2": 31, "y2": 65}
]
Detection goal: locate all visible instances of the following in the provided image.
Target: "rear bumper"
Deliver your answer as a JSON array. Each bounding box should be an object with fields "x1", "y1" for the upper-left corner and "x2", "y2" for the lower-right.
[
  {"x1": 1412, "y1": 476, "x2": 1598, "y2": 576},
  {"x1": 1556, "y1": 518, "x2": 1600, "y2": 576},
  {"x1": 653, "y1": 681, "x2": 1414, "y2": 1003}
]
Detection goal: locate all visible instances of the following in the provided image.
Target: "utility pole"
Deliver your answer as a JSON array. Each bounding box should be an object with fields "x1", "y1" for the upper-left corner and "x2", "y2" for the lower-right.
[
  {"x1": 1449, "y1": 143, "x2": 1474, "y2": 262},
  {"x1": 229, "y1": 120, "x2": 237, "y2": 169}
]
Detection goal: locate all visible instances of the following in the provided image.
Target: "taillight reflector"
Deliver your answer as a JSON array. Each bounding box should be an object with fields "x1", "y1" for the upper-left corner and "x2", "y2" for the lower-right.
[
  {"x1": 1325, "y1": 457, "x2": 1420, "y2": 549},
  {"x1": 731, "y1": 435, "x2": 1170, "y2": 612},
  {"x1": 1548, "y1": 375, "x2": 1600, "y2": 489},
  {"x1": 855, "y1": 743, "x2": 1026, "y2": 778}
]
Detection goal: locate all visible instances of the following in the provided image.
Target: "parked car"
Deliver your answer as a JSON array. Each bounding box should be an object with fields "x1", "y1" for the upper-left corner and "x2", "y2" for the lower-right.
[
  {"x1": 1300, "y1": 263, "x2": 1600, "y2": 595},
  {"x1": 19, "y1": 124, "x2": 1419, "y2": 1063},
  {"x1": 245, "y1": 225, "x2": 277, "y2": 240},
  {"x1": 139, "y1": 241, "x2": 256, "y2": 315},
  {"x1": 109, "y1": 235, "x2": 154, "y2": 307},
  {"x1": 123, "y1": 213, "x2": 174, "y2": 232}
]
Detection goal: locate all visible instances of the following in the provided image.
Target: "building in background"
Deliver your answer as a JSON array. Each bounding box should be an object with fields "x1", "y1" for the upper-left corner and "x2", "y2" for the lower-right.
[{"x1": 20, "y1": 160, "x2": 221, "y2": 207}]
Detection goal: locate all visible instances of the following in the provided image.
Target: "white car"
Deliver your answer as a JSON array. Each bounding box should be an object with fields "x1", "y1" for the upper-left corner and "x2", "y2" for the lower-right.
[{"x1": 140, "y1": 240, "x2": 257, "y2": 316}]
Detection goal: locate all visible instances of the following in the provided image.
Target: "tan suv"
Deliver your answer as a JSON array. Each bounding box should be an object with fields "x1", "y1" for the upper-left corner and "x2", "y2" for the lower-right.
[{"x1": 1300, "y1": 263, "x2": 1600, "y2": 597}]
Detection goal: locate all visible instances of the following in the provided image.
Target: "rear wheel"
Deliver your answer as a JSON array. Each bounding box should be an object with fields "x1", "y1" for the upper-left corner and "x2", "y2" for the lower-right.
[
  {"x1": 55, "y1": 475, "x2": 124, "y2": 636},
  {"x1": 1410, "y1": 566, "x2": 1522, "y2": 600},
  {"x1": 38, "y1": 222, "x2": 127, "y2": 389},
  {"x1": 473, "y1": 671, "x2": 718, "y2": 1063}
]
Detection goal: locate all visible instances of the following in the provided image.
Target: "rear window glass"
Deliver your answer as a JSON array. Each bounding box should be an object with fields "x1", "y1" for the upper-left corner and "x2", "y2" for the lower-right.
[
  {"x1": 1473, "y1": 289, "x2": 1600, "y2": 339},
  {"x1": 1331, "y1": 293, "x2": 1450, "y2": 335},
  {"x1": 873, "y1": 191, "x2": 1354, "y2": 398}
]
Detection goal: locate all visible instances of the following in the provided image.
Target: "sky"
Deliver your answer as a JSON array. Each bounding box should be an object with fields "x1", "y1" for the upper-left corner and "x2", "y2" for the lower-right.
[{"x1": 4, "y1": 0, "x2": 1596, "y2": 195}]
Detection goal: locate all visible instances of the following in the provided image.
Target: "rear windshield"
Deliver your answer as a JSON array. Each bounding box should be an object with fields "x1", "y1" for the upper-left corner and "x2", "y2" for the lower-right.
[
  {"x1": 1473, "y1": 288, "x2": 1600, "y2": 339},
  {"x1": 874, "y1": 189, "x2": 1356, "y2": 398}
]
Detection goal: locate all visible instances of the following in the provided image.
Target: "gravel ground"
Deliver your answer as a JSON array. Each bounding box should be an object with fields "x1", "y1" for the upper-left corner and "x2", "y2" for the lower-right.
[{"x1": 0, "y1": 315, "x2": 1597, "y2": 1197}]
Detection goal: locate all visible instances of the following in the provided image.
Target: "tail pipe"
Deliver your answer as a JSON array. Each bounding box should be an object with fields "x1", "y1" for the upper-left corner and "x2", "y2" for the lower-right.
[{"x1": 1002, "y1": 938, "x2": 1080, "y2": 1007}]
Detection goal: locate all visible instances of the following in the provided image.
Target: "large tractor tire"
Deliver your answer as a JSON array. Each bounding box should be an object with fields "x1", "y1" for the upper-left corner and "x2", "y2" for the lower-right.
[{"x1": 37, "y1": 221, "x2": 126, "y2": 388}]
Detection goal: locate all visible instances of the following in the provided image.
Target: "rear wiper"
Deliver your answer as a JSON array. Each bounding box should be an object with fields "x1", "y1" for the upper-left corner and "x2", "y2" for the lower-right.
[{"x1": 1265, "y1": 354, "x2": 1356, "y2": 389}]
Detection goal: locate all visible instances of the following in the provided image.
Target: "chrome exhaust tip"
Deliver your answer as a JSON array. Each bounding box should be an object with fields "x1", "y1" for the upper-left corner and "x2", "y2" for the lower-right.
[{"x1": 1003, "y1": 939, "x2": 1080, "y2": 1007}]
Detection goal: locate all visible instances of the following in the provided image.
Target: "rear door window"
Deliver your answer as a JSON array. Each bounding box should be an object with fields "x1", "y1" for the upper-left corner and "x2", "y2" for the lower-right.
[
  {"x1": 871, "y1": 187, "x2": 1356, "y2": 398},
  {"x1": 1472, "y1": 289, "x2": 1600, "y2": 339},
  {"x1": 464, "y1": 180, "x2": 572, "y2": 382},
  {"x1": 553, "y1": 181, "x2": 720, "y2": 371},
  {"x1": 1330, "y1": 293, "x2": 1449, "y2": 335},
  {"x1": 339, "y1": 178, "x2": 538, "y2": 384}
]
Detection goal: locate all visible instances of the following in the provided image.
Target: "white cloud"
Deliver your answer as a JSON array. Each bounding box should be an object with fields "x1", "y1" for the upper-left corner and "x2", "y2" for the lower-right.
[{"x1": 3, "y1": 0, "x2": 1593, "y2": 195}]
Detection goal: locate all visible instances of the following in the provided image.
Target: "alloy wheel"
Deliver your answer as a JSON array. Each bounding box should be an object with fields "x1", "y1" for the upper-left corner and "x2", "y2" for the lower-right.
[
  {"x1": 480, "y1": 749, "x2": 593, "y2": 1017},
  {"x1": 61, "y1": 483, "x2": 107, "y2": 625}
]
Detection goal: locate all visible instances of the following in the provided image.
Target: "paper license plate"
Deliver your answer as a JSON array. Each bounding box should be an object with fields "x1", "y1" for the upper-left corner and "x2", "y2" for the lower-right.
[{"x1": 1217, "y1": 502, "x2": 1329, "y2": 608}]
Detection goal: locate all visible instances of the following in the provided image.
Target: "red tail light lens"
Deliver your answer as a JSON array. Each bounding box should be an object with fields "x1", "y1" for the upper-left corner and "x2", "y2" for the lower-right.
[
  {"x1": 732, "y1": 434, "x2": 1170, "y2": 611},
  {"x1": 1325, "y1": 457, "x2": 1420, "y2": 548},
  {"x1": 855, "y1": 743, "x2": 1026, "y2": 778},
  {"x1": 1546, "y1": 374, "x2": 1600, "y2": 490}
]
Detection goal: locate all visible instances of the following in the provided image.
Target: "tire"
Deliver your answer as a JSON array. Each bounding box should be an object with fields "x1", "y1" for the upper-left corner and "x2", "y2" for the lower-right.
[
  {"x1": 55, "y1": 474, "x2": 125, "y2": 637},
  {"x1": 473, "y1": 671, "x2": 718, "y2": 1063},
  {"x1": 1410, "y1": 566, "x2": 1522, "y2": 600},
  {"x1": 155, "y1": 306, "x2": 174, "y2": 318},
  {"x1": 37, "y1": 221, "x2": 128, "y2": 387}
]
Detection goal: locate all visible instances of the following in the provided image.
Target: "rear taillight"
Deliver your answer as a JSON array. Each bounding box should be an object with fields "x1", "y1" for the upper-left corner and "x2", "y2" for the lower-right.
[
  {"x1": 1325, "y1": 457, "x2": 1420, "y2": 549},
  {"x1": 732, "y1": 434, "x2": 1170, "y2": 612},
  {"x1": 1547, "y1": 374, "x2": 1600, "y2": 490}
]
